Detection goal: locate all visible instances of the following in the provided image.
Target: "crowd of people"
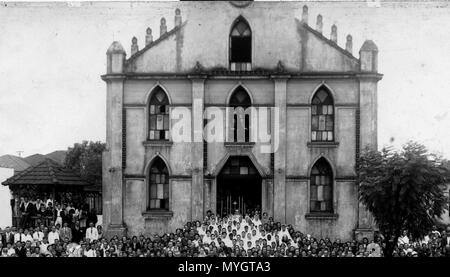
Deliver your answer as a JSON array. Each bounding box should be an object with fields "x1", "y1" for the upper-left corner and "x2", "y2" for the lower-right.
[{"x1": 1, "y1": 208, "x2": 449, "y2": 257}]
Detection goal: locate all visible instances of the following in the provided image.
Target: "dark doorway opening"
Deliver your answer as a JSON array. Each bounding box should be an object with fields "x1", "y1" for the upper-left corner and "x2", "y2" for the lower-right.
[{"x1": 217, "y1": 156, "x2": 261, "y2": 217}]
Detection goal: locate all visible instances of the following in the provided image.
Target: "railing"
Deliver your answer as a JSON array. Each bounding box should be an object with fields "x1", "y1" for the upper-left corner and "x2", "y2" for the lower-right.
[{"x1": 12, "y1": 216, "x2": 54, "y2": 228}]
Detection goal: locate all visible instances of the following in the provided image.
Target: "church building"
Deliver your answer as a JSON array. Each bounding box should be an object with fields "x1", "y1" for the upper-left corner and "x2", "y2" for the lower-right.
[{"x1": 101, "y1": 1, "x2": 382, "y2": 240}]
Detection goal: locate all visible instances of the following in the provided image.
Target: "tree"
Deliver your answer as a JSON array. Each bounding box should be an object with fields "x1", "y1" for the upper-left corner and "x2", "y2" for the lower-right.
[
  {"x1": 357, "y1": 141, "x2": 449, "y2": 257},
  {"x1": 64, "y1": 141, "x2": 106, "y2": 186}
]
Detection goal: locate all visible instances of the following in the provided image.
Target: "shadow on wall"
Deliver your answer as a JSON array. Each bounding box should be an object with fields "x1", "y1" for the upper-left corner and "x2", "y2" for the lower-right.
[{"x1": 0, "y1": 168, "x2": 14, "y2": 228}]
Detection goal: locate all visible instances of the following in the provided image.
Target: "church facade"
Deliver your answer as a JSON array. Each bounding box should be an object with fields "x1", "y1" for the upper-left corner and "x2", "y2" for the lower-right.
[{"x1": 101, "y1": 1, "x2": 382, "y2": 240}]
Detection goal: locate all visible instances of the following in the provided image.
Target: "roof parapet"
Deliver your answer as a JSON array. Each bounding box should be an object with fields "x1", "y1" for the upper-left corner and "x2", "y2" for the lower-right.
[
  {"x1": 131, "y1": 36, "x2": 139, "y2": 56},
  {"x1": 145, "y1": 27, "x2": 153, "y2": 46},
  {"x1": 346, "y1": 34, "x2": 353, "y2": 54},
  {"x1": 316, "y1": 14, "x2": 323, "y2": 34},
  {"x1": 330, "y1": 24, "x2": 337, "y2": 43},
  {"x1": 160, "y1": 17, "x2": 167, "y2": 37},
  {"x1": 175, "y1": 8, "x2": 182, "y2": 27},
  {"x1": 301, "y1": 5, "x2": 308, "y2": 24}
]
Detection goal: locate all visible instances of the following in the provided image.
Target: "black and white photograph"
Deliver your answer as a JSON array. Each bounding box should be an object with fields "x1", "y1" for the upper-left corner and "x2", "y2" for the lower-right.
[{"x1": 0, "y1": 0, "x2": 450, "y2": 269}]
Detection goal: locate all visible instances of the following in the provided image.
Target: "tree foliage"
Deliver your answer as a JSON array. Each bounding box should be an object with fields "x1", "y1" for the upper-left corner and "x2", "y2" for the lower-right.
[
  {"x1": 64, "y1": 141, "x2": 106, "y2": 186},
  {"x1": 358, "y1": 141, "x2": 450, "y2": 257}
]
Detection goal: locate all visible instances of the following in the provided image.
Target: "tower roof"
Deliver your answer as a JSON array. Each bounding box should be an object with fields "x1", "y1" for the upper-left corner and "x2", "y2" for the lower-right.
[
  {"x1": 107, "y1": 41, "x2": 126, "y2": 55},
  {"x1": 360, "y1": 40, "x2": 378, "y2": 52}
]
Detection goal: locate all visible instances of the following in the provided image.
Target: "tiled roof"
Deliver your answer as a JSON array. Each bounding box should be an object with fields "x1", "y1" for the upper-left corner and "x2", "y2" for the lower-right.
[
  {"x1": 0, "y1": 155, "x2": 31, "y2": 172},
  {"x1": 2, "y1": 158, "x2": 92, "y2": 187}
]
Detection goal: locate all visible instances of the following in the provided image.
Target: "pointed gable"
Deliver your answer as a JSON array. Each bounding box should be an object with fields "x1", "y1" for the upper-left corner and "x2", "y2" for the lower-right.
[{"x1": 123, "y1": 2, "x2": 362, "y2": 74}]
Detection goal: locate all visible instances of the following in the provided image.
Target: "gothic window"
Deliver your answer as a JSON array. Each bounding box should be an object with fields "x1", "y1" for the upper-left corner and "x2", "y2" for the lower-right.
[
  {"x1": 230, "y1": 17, "x2": 252, "y2": 71},
  {"x1": 229, "y1": 87, "x2": 251, "y2": 142},
  {"x1": 311, "y1": 86, "x2": 334, "y2": 142},
  {"x1": 310, "y1": 158, "x2": 333, "y2": 213},
  {"x1": 148, "y1": 87, "x2": 170, "y2": 140},
  {"x1": 148, "y1": 157, "x2": 169, "y2": 210}
]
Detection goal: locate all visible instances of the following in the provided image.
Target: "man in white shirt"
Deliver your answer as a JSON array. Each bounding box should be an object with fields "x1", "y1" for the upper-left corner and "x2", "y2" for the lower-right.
[
  {"x1": 48, "y1": 226, "x2": 60, "y2": 245},
  {"x1": 33, "y1": 228, "x2": 44, "y2": 242},
  {"x1": 39, "y1": 238, "x2": 50, "y2": 255},
  {"x1": 22, "y1": 229, "x2": 33, "y2": 243},
  {"x1": 86, "y1": 222, "x2": 99, "y2": 242},
  {"x1": 14, "y1": 229, "x2": 23, "y2": 243}
]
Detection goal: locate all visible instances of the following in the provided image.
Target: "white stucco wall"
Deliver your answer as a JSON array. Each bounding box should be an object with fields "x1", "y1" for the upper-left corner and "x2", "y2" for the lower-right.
[{"x1": 0, "y1": 167, "x2": 14, "y2": 229}]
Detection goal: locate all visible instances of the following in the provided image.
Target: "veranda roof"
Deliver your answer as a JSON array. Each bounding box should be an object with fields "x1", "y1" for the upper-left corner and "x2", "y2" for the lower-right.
[{"x1": 1, "y1": 158, "x2": 92, "y2": 187}]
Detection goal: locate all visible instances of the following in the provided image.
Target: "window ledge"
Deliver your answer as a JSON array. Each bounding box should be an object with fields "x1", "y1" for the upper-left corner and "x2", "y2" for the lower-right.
[
  {"x1": 143, "y1": 140, "x2": 173, "y2": 147},
  {"x1": 305, "y1": 213, "x2": 338, "y2": 220},
  {"x1": 307, "y1": 141, "x2": 339, "y2": 148},
  {"x1": 142, "y1": 210, "x2": 173, "y2": 219},
  {"x1": 224, "y1": 142, "x2": 255, "y2": 148}
]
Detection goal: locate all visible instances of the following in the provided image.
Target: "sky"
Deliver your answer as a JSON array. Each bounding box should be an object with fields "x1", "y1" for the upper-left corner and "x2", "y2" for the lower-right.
[{"x1": 0, "y1": 0, "x2": 449, "y2": 159}]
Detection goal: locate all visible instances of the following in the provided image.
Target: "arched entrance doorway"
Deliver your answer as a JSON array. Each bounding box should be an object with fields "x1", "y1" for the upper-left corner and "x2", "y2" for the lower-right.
[{"x1": 216, "y1": 156, "x2": 262, "y2": 217}]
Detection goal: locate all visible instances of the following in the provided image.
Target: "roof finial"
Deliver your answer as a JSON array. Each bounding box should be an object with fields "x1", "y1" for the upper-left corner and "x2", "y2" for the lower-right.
[
  {"x1": 160, "y1": 17, "x2": 167, "y2": 37},
  {"x1": 146, "y1": 27, "x2": 153, "y2": 45},
  {"x1": 301, "y1": 5, "x2": 308, "y2": 24},
  {"x1": 316, "y1": 14, "x2": 323, "y2": 34},
  {"x1": 175, "y1": 8, "x2": 182, "y2": 27},
  {"x1": 346, "y1": 34, "x2": 353, "y2": 54},
  {"x1": 330, "y1": 24, "x2": 337, "y2": 43},
  {"x1": 131, "y1": 36, "x2": 138, "y2": 55}
]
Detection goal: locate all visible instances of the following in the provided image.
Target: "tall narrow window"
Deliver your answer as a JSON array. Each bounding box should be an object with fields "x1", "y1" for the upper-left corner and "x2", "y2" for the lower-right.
[
  {"x1": 310, "y1": 158, "x2": 333, "y2": 213},
  {"x1": 230, "y1": 17, "x2": 252, "y2": 71},
  {"x1": 229, "y1": 87, "x2": 251, "y2": 142},
  {"x1": 148, "y1": 157, "x2": 169, "y2": 210},
  {"x1": 311, "y1": 86, "x2": 334, "y2": 141},
  {"x1": 148, "y1": 87, "x2": 170, "y2": 140}
]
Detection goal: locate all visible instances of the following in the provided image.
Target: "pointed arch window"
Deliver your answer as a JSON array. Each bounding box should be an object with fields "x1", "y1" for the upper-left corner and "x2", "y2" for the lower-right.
[
  {"x1": 311, "y1": 87, "x2": 334, "y2": 141},
  {"x1": 148, "y1": 157, "x2": 169, "y2": 210},
  {"x1": 229, "y1": 87, "x2": 251, "y2": 142},
  {"x1": 230, "y1": 17, "x2": 252, "y2": 71},
  {"x1": 310, "y1": 158, "x2": 333, "y2": 213},
  {"x1": 148, "y1": 87, "x2": 170, "y2": 140}
]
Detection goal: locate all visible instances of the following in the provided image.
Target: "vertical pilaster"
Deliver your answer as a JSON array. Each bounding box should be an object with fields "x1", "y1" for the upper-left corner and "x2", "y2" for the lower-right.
[
  {"x1": 272, "y1": 76, "x2": 289, "y2": 223},
  {"x1": 103, "y1": 42, "x2": 127, "y2": 237},
  {"x1": 190, "y1": 76, "x2": 206, "y2": 221},
  {"x1": 355, "y1": 40, "x2": 382, "y2": 240}
]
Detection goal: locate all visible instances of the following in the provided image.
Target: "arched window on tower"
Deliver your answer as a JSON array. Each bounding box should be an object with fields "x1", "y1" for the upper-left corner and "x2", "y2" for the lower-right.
[
  {"x1": 311, "y1": 86, "x2": 334, "y2": 141},
  {"x1": 148, "y1": 87, "x2": 170, "y2": 140},
  {"x1": 310, "y1": 158, "x2": 333, "y2": 213},
  {"x1": 230, "y1": 17, "x2": 252, "y2": 71},
  {"x1": 148, "y1": 157, "x2": 169, "y2": 210},
  {"x1": 229, "y1": 87, "x2": 251, "y2": 142}
]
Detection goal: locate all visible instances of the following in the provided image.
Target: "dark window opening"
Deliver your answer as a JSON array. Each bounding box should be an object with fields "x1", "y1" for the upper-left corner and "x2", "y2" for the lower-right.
[
  {"x1": 230, "y1": 18, "x2": 252, "y2": 69},
  {"x1": 148, "y1": 87, "x2": 170, "y2": 140},
  {"x1": 310, "y1": 158, "x2": 333, "y2": 213},
  {"x1": 229, "y1": 87, "x2": 252, "y2": 143},
  {"x1": 148, "y1": 157, "x2": 169, "y2": 210},
  {"x1": 311, "y1": 87, "x2": 334, "y2": 142}
]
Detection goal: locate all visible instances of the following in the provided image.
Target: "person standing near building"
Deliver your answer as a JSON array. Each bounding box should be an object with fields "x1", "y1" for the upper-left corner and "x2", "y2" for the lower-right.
[
  {"x1": 19, "y1": 197, "x2": 34, "y2": 228},
  {"x1": 48, "y1": 226, "x2": 59, "y2": 245},
  {"x1": 86, "y1": 222, "x2": 99, "y2": 242},
  {"x1": 60, "y1": 222, "x2": 72, "y2": 242},
  {"x1": 1, "y1": 226, "x2": 14, "y2": 246}
]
